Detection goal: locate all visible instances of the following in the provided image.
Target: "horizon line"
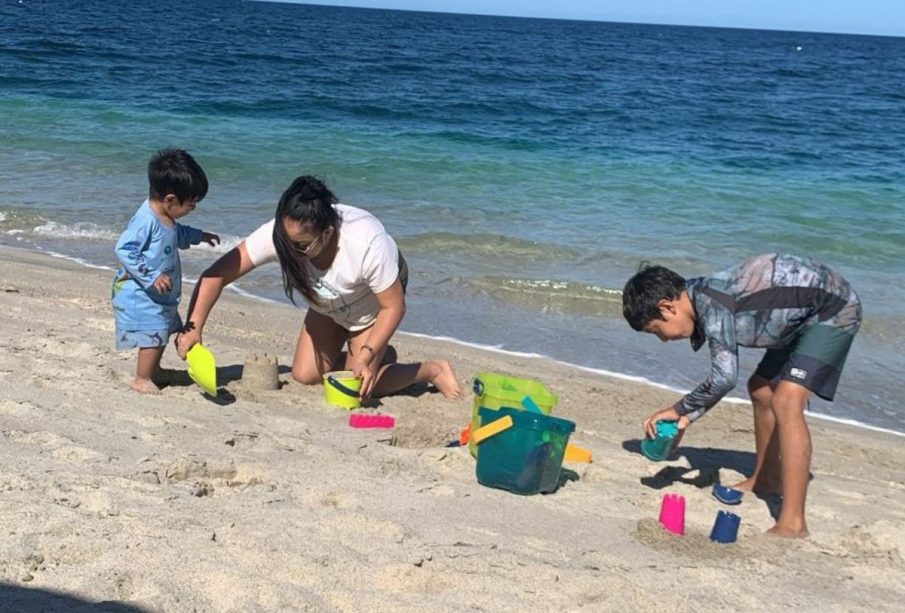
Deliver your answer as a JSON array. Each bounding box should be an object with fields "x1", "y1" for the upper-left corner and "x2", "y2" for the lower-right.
[{"x1": 255, "y1": 0, "x2": 905, "y2": 39}]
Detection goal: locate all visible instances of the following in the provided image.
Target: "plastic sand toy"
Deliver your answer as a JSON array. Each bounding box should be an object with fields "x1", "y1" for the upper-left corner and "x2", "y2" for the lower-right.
[
  {"x1": 658, "y1": 493, "x2": 686, "y2": 536},
  {"x1": 641, "y1": 420, "x2": 679, "y2": 461},
  {"x1": 712, "y1": 484, "x2": 744, "y2": 505},
  {"x1": 469, "y1": 372, "x2": 557, "y2": 457},
  {"x1": 348, "y1": 414, "x2": 395, "y2": 429},
  {"x1": 564, "y1": 443, "x2": 592, "y2": 463},
  {"x1": 710, "y1": 510, "x2": 741, "y2": 543},
  {"x1": 471, "y1": 415, "x2": 514, "y2": 444},
  {"x1": 475, "y1": 407, "x2": 575, "y2": 495},
  {"x1": 186, "y1": 343, "x2": 217, "y2": 395},
  {"x1": 323, "y1": 371, "x2": 363, "y2": 410}
]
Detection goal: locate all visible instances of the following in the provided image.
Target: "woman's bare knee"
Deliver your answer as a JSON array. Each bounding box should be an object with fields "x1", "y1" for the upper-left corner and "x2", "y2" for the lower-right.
[{"x1": 292, "y1": 366, "x2": 321, "y2": 386}]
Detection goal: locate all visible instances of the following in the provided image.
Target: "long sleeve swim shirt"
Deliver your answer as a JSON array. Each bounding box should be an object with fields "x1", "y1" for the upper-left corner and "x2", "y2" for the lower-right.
[
  {"x1": 678, "y1": 253, "x2": 859, "y2": 422},
  {"x1": 112, "y1": 200, "x2": 204, "y2": 330}
]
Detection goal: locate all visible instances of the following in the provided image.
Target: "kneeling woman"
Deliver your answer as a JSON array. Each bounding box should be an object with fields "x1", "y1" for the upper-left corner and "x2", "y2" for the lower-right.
[{"x1": 176, "y1": 176, "x2": 463, "y2": 400}]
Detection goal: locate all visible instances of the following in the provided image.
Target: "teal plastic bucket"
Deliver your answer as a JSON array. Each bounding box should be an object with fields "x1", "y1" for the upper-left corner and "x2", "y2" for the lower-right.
[
  {"x1": 475, "y1": 407, "x2": 576, "y2": 495},
  {"x1": 641, "y1": 420, "x2": 679, "y2": 461}
]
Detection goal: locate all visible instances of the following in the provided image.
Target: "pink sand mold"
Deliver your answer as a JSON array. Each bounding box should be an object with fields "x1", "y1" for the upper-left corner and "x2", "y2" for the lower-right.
[
  {"x1": 658, "y1": 492, "x2": 686, "y2": 536},
  {"x1": 348, "y1": 414, "x2": 396, "y2": 429}
]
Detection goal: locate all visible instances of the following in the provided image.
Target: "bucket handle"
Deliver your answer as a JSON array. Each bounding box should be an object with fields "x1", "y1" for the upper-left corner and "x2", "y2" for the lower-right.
[
  {"x1": 326, "y1": 376, "x2": 360, "y2": 398},
  {"x1": 472, "y1": 415, "x2": 514, "y2": 444}
]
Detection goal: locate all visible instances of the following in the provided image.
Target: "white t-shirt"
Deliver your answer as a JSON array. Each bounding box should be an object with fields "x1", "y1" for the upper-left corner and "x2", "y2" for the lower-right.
[{"x1": 244, "y1": 204, "x2": 400, "y2": 331}]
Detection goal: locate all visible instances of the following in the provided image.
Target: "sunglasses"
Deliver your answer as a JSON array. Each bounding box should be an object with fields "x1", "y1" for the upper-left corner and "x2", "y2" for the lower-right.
[{"x1": 292, "y1": 232, "x2": 323, "y2": 256}]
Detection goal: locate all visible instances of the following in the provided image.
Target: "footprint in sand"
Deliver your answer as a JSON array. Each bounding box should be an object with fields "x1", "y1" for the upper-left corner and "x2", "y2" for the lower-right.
[
  {"x1": 159, "y1": 458, "x2": 266, "y2": 490},
  {"x1": 824, "y1": 523, "x2": 904, "y2": 563}
]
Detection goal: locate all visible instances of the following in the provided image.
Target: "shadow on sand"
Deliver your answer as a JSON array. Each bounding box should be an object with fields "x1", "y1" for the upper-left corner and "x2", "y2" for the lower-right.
[
  {"x1": 622, "y1": 439, "x2": 784, "y2": 519},
  {"x1": 623, "y1": 439, "x2": 756, "y2": 485},
  {"x1": 0, "y1": 583, "x2": 149, "y2": 613}
]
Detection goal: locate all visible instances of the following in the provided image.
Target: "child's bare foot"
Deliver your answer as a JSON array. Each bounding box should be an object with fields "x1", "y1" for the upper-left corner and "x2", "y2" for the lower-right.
[
  {"x1": 766, "y1": 523, "x2": 809, "y2": 539},
  {"x1": 732, "y1": 476, "x2": 782, "y2": 496},
  {"x1": 430, "y1": 360, "x2": 464, "y2": 398},
  {"x1": 130, "y1": 378, "x2": 161, "y2": 394}
]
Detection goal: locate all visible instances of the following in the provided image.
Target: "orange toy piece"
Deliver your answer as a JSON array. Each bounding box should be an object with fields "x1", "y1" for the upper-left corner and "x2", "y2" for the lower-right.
[
  {"x1": 564, "y1": 443, "x2": 592, "y2": 463},
  {"x1": 459, "y1": 423, "x2": 472, "y2": 446}
]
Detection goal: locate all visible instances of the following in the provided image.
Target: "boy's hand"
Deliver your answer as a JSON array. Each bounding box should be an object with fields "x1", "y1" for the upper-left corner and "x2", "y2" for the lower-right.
[
  {"x1": 642, "y1": 406, "x2": 691, "y2": 439},
  {"x1": 152, "y1": 274, "x2": 173, "y2": 293},
  {"x1": 201, "y1": 232, "x2": 221, "y2": 247}
]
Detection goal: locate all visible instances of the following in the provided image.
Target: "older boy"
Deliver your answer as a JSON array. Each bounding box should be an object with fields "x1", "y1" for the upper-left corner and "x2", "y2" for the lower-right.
[
  {"x1": 112, "y1": 148, "x2": 219, "y2": 393},
  {"x1": 622, "y1": 253, "x2": 861, "y2": 537}
]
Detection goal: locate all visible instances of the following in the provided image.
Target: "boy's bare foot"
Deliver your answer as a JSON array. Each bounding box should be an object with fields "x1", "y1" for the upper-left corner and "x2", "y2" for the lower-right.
[
  {"x1": 766, "y1": 523, "x2": 809, "y2": 539},
  {"x1": 732, "y1": 476, "x2": 782, "y2": 496},
  {"x1": 130, "y1": 378, "x2": 161, "y2": 394},
  {"x1": 430, "y1": 360, "x2": 464, "y2": 398}
]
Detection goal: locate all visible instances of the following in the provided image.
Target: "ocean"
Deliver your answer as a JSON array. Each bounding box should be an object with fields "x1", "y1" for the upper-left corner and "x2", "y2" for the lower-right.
[{"x1": 2, "y1": 0, "x2": 904, "y2": 433}]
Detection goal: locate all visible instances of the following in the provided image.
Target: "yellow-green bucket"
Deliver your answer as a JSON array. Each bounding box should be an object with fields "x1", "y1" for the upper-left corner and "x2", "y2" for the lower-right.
[
  {"x1": 469, "y1": 372, "x2": 558, "y2": 457},
  {"x1": 323, "y1": 370, "x2": 363, "y2": 410}
]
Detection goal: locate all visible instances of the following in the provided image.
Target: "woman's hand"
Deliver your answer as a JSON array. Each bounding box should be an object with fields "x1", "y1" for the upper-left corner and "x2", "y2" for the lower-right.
[
  {"x1": 177, "y1": 242, "x2": 255, "y2": 361},
  {"x1": 175, "y1": 325, "x2": 201, "y2": 360},
  {"x1": 351, "y1": 354, "x2": 379, "y2": 399}
]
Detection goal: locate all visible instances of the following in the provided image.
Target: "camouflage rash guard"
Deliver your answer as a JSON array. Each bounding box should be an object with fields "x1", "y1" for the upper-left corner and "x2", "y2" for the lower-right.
[{"x1": 677, "y1": 253, "x2": 861, "y2": 422}]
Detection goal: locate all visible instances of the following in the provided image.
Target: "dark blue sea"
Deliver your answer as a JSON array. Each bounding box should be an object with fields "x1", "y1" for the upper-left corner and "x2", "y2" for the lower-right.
[{"x1": 2, "y1": 0, "x2": 904, "y2": 433}]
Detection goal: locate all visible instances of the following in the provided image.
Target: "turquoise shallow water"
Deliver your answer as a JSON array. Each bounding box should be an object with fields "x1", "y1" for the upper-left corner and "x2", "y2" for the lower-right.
[{"x1": 1, "y1": 0, "x2": 904, "y2": 432}]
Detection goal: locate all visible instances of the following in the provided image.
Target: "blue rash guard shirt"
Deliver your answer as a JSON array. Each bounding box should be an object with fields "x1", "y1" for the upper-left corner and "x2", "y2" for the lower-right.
[{"x1": 112, "y1": 200, "x2": 203, "y2": 331}]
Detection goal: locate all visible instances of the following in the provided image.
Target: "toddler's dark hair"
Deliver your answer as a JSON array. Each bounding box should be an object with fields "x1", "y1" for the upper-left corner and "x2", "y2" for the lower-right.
[{"x1": 148, "y1": 148, "x2": 208, "y2": 203}]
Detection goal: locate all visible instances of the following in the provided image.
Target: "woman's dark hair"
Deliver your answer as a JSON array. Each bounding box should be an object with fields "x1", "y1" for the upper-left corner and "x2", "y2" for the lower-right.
[
  {"x1": 622, "y1": 264, "x2": 686, "y2": 331},
  {"x1": 272, "y1": 175, "x2": 339, "y2": 306},
  {"x1": 148, "y1": 148, "x2": 208, "y2": 203}
]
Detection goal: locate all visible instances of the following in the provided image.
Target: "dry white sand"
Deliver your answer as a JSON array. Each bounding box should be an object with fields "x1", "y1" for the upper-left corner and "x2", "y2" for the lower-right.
[{"x1": 1, "y1": 246, "x2": 903, "y2": 612}]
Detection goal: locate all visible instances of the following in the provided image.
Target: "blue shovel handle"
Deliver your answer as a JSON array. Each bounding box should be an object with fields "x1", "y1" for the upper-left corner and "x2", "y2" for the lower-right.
[{"x1": 327, "y1": 376, "x2": 360, "y2": 398}]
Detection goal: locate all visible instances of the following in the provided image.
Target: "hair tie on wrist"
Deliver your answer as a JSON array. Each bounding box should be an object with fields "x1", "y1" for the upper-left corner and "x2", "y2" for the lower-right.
[{"x1": 361, "y1": 344, "x2": 376, "y2": 357}]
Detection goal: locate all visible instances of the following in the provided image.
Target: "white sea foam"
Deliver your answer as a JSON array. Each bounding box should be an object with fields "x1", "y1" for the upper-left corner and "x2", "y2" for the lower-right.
[
  {"x1": 30, "y1": 219, "x2": 243, "y2": 254},
  {"x1": 39, "y1": 248, "x2": 114, "y2": 271},
  {"x1": 33, "y1": 220, "x2": 120, "y2": 241},
  {"x1": 185, "y1": 234, "x2": 245, "y2": 255}
]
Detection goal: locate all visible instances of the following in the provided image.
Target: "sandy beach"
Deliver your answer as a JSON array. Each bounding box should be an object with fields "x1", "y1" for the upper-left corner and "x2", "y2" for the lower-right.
[{"x1": 1, "y1": 246, "x2": 903, "y2": 612}]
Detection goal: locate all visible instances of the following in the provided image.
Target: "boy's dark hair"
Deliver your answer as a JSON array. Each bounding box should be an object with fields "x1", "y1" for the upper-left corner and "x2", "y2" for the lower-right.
[
  {"x1": 272, "y1": 175, "x2": 339, "y2": 306},
  {"x1": 622, "y1": 265, "x2": 687, "y2": 331},
  {"x1": 148, "y1": 148, "x2": 208, "y2": 203}
]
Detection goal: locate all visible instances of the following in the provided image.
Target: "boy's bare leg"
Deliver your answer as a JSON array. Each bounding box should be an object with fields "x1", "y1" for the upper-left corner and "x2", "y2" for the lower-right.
[
  {"x1": 732, "y1": 375, "x2": 782, "y2": 494},
  {"x1": 131, "y1": 347, "x2": 165, "y2": 394},
  {"x1": 767, "y1": 380, "x2": 812, "y2": 538}
]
